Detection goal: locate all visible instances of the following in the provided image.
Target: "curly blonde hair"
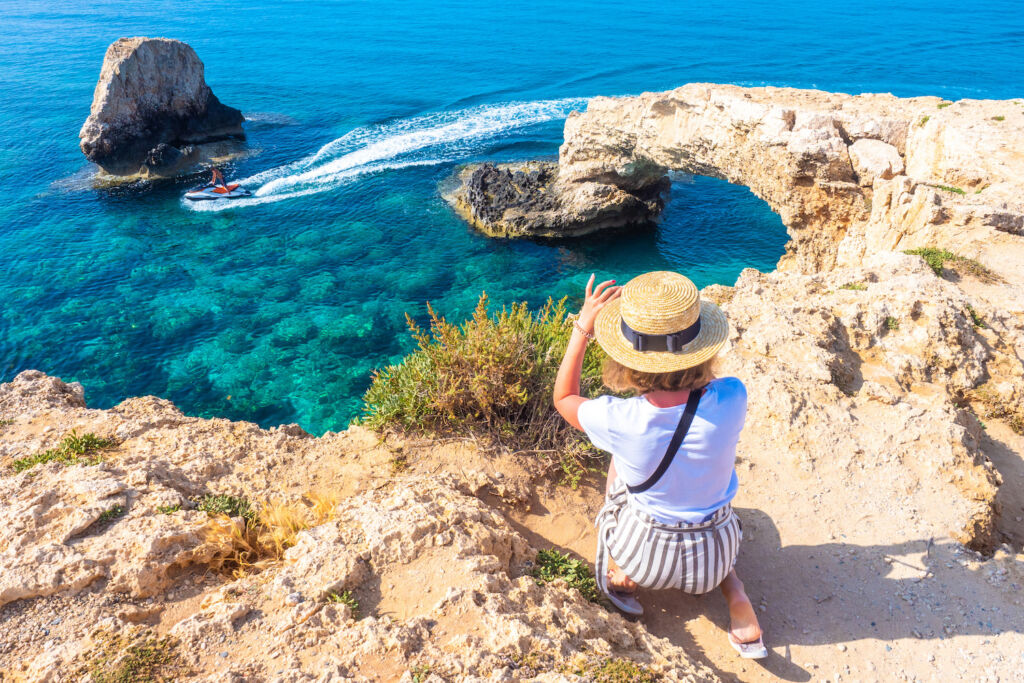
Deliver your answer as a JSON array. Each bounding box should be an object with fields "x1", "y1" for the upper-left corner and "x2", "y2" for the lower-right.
[{"x1": 602, "y1": 356, "x2": 717, "y2": 394}]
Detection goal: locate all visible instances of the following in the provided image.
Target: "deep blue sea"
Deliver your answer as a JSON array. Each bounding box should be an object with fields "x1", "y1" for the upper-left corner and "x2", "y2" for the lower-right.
[{"x1": 1, "y1": 1, "x2": 1022, "y2": 433}]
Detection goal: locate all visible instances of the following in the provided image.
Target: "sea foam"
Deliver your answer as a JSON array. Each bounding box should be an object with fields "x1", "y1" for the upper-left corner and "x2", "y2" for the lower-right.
[{"x1": 186, "y1": 97, "x2": 587, "y2": 211}]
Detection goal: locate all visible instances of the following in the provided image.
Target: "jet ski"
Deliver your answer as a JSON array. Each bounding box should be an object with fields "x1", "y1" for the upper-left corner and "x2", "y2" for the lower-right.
[{"x1": 184, "y1": 183, "x2": 252, "y2": 201}]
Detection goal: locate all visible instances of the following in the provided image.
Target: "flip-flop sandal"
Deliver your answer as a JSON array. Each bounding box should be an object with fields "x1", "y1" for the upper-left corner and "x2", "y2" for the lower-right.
[
  {"x1": 728, "y1": 634, "x2": 768, "y2": 659},
  {"x1": 606, "y1": 589, "x2": 643, "y2": 616}
]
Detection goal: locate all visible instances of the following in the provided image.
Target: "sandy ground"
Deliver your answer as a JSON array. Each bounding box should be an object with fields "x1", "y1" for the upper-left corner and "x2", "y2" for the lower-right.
[{"x1": 500, "y1": 416, "x2": 1024, "y2": 683}]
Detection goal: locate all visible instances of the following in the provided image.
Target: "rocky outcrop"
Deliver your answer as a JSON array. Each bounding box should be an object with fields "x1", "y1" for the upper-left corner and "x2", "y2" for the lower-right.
[
  {"x1": 79, "y1": 37, "x2": 245, "y2": 177},
  {"x1": 0, "y1": 372, "x2": 718, "y2": 682},
  {"x1": 555, "y1": 84, "x2": 1024, "y2": 271},
  {"x1": 445, "y1": 161, "x2": 669, "y2": 238}
]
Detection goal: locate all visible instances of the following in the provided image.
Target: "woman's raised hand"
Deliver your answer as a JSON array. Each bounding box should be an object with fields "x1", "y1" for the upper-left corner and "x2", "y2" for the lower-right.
[{"x1": 577, "y1": 273, "x2": 622, "y2": 333}]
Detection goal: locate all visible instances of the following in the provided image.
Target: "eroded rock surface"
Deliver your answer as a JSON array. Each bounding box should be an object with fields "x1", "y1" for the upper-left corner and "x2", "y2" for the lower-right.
[
  {"x1": 79, "y1": 37, "x2": 245, "y2": 177},
  {"x1": 445, "y1": 161, "x2": 669, "y2": 238}
]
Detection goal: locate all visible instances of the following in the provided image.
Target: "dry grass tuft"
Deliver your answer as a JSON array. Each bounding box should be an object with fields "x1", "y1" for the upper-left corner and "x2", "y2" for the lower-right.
[{"x1": 201, "y1": 491, "x2": 343, "y2": 577}]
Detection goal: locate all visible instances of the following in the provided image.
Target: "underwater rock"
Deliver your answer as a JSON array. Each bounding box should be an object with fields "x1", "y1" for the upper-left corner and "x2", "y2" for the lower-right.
[
  {"x1": 444, "y1": 160, "x2": 669, "y2": 238},
  {"x1": 79, "y1": 37, "x2": 245, "y2": 177}
]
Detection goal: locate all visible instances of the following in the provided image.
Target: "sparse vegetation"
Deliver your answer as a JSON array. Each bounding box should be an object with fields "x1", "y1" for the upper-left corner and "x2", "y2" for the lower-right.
[
  {"x1": 937, "y1": 102, "x2": 952, "y2": 109},
  {"x1": 156, "y1": 504, "x2": 181, "y2": 514},
  {"x1": 839, "y1": 282, "x2": 867, "y2": 291},
  {"x1": 201, "y1": 492, "x2": 340, "y2": 577},
  {"x1": 902, "y1": 247, "x2": 1000, "y2": 282},
  {"x1": 389, "y1": 452, "x2": 409, "y2": 473},
  {"x1": 11, "y1": 430, "x2": 115, "y2": 473},
  {"x1": 930, "y1": 184, "x2": 966, "y2": 195},
  {"x1": 84, "y1": 630, "x2": 185, "y2": 682},
  {"x1": 410, "y1": 664, "x2": 432, "y2": 683},
  {"x1": 97, "y1": 504, "x2": 126, "y2": 524},
  {"x1": 975, "y1": 185, "x2": 988, "y2": 194},
  {"x1": 971, "y1": 383, "x2": 1024, "y2": 436},
  {"x1": 992, "y1": 115, "x2": 1005, "y2": 122},
  {"x1": 568, "y1": 657, "x2": 658, "y2": 683},
  {"x1": 966, "y1": 304, "x2": 986, "y2": 328},
  {"x1": 196, "y1": 494, "x2": 256, "y2": 524},
  {"x1": 362, "y1": 293, "x2": 607, "y2": 485},
  {"x1": 918, "y1": 115, "x2": 930, "y2": 127},
  {"x1": 326, "y1": 589, "x2": 361, "y2": 619},
  {"x1": 0, "y1": 417, "x2": 13, "y2": 428},
  {"x1": 885, "y1": 316, "x2": 900, "y2": 331},
  {"x1": 531, "y1": 549, "x2": 601, "y2": 603}
]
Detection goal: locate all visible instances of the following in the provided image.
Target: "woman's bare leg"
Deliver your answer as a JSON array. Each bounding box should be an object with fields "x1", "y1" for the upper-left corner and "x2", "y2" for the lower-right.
[{"x1": 719, "y1": 570, "x2": 762, "y2": 643}]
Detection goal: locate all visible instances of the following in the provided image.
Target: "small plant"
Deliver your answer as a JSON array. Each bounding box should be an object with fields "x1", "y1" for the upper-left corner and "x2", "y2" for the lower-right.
[
  {"x1": 571, "y1": 657, "x2": 658, "y2": 683},
  {"x1": 84, "y1": 630, "x2": 184, "y2": 682},
  {"x1": 885, "y1": 316, "x2": 900, "y2": 331},
  {"x1": 531, "y1": 549, "x2": 600, "y2": 603},
  {"x1": 937, "y1": 102, "x2": 952, "y2": 109},
  {"x1": 11, "y1": 430, "x2": 115, "y2": 473},
  {"x1": 0, "y1": 418, "x2": 13, "y2": 428},
  {"x1": 931, "y1": 184, "x2": 966, "y2": 195},
  {"x1": 966, "y1": 304, "x2": 986, "y2": 328},
  {"x1": 326, "y1": 590, "x2": 361, "y2": 619},
  {"x1": 918, "y1": 115, "x2": 930, "y2": 127},
  {"x1": 903, "y1": 247, "x2": 999, "y2": 282},
  {"x1": 992, "y1": 115, "x2": 1005, "y2": 122},
  {"x1": 970, "y1": 383, "x2": 1024, "y2": 436},
  {"x1": 389, "y1": 453, "x2": 409, "y2": 473},
  {"x1": 839, "y1": 282, "x2": 867, "y2": 291},
  {"x1": 975, "y1": 185, "x2": 988, "y2": 194},
  {"x1": 410, "y1": 664, "x2": 432, "y2": 683},
  {"x1": 156, "y1": 504, "x2": 181, "y2": 514},
  {"x1": 196, "y1": 494, "x2": 256, "y2": 524},
  {"x1": 97, "y1": 504, "x2": 126, "y2": 524}
]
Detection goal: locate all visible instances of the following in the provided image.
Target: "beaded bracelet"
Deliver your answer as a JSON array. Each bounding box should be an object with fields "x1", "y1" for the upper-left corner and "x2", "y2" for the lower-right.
[{"x1": 566, "y1": 313, "x2": 595, "y2": 340}]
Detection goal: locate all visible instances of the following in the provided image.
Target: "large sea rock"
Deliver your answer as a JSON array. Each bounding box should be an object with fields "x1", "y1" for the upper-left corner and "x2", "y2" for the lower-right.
[{"x1": 79, "y1": 37, "x2": 245, "y2": 177}]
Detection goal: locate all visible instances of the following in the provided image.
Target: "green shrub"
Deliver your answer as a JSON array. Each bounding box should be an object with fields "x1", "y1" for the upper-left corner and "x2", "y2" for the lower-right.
[
  {"x1": 362, "y1": 293, "x2": 607, "y2": 481},
  {"x1": 12, "y1": 430, "x2": 115, "y2": 473},
  {"x1": 156, "y1": 504, "x2": 181, "y2": 515},
  {"x1": 885, "y1": 316, "x2": 900, "y2": 331},
  {"x1": 326, "y1": 590, "x2": 360, "y2": 619},
  {"x1": 992, "y1": 115, "x2": 1005, "y2": 122},
  {"x1": 931, "y1": 184, "x2": 966, "y2": 195},
  {"x1": 196, "y1": 494, "x2": 256, "y2": 524},
  {"x1": 839, "y1": 282, "x2": 867, "y2": 291},
  {"x1": 937, "y1": 102, "x2": 952, "y2": 109},
  {"x1": 918, "y1": 115, "x2": 930, "y2": 127},
  {"x1": 531, "y1": 549, "x2": 601, "y2": 602}
]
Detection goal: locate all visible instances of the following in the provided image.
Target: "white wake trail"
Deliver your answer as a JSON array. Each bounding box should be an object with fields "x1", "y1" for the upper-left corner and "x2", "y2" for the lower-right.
[{"x1": 186, "y1": 97, "x2": 587, "y2": 212}]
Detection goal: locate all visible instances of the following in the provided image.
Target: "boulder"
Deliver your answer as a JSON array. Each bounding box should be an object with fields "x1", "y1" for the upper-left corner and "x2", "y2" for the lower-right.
[
  {"x1": 849, "y1": 138, "x2": 904, "y2": 186},
  {"x1": 79, "y1": 37, "x2": 245, "y2": 177}
]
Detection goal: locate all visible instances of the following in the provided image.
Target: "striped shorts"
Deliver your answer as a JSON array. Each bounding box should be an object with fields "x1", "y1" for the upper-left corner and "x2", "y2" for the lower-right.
[{"x1": 596, "y1": 483, "x2": 742, "y2": 596}]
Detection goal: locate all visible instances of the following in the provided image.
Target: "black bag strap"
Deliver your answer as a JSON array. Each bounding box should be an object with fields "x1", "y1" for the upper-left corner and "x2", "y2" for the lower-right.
[{"x1": 626, "y1": 387, "x2": 704, "y2": 495}]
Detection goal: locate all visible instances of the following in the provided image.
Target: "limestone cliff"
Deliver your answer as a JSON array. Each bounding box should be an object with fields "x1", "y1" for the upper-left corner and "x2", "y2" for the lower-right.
[
  {"x1": 557, "y1": 84, "x2": 1024, "y2": 272},
  {"x1": 79, "y1": 37, "x2": 245, "y2": 177}
]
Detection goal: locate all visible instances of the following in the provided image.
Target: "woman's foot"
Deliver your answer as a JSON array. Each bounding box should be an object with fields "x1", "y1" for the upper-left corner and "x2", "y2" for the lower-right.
[
  {"x1": 606, "y1": 568, "x2": 638, "y2": 594},
  {"x1": 719, "y1": 570, "x2": 763, "y2": 645}
]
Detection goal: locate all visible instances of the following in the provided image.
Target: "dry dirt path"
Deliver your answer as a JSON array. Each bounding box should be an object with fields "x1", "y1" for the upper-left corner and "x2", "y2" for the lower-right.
[{"x1": 508, "y1": 423, "x2": 1024, "y2": 683}]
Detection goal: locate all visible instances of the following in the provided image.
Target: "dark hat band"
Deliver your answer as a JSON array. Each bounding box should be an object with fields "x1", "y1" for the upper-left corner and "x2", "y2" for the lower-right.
[{"x1": 620, "y1": 316, "x2": 702, "y2": 353}]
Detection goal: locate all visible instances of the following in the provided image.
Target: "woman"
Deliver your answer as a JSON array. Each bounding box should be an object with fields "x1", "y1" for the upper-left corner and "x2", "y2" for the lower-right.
[{"x1": 553, "y1": 271, "x2": 767, "y2": 659}]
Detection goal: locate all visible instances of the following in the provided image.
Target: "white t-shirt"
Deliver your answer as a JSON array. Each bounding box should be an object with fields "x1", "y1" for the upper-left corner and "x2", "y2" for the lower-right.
[{"x1": 578, "y1": 377, "x2": 747, "y2": 524}]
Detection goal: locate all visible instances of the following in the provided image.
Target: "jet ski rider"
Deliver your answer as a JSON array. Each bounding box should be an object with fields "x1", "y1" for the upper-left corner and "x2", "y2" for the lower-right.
[{"x1": 210, "y1": 167, "x2": 227, "y2": 189}]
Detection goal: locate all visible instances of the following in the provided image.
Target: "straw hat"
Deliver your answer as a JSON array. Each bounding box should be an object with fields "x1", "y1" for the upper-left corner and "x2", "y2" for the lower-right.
[{"x1": 593, "y1": 271, "x2": 729, "y2": 373}]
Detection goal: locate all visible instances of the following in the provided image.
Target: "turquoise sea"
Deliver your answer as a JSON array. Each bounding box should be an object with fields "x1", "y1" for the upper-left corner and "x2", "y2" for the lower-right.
[{"x1": 1, "y1": 1, "x2": 1022, "y2": 433}]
